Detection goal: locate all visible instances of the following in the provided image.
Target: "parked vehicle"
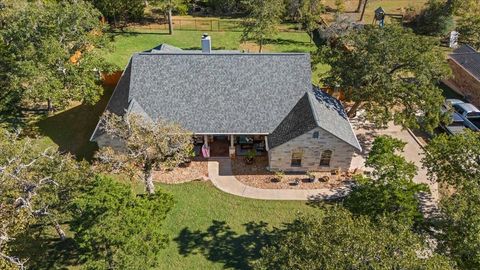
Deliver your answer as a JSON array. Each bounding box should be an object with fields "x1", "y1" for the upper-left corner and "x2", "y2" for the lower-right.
[
  {"x1": 444, "y1": 99, "x2": 480, "y2": 131},
  {"x1": 440, "y1": 111, "x2": 469, "y2": 135},
  {"x1": 440, "y1": 100, "x2": 469, "y2": 135}
]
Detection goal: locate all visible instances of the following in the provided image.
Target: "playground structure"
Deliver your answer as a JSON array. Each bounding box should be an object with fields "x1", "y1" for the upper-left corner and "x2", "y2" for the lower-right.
[{"x1": 372, "y1": 7, "x2": 404, "y2": 27}]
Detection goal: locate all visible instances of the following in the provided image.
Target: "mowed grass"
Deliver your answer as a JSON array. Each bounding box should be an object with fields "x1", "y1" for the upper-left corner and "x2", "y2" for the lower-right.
[
  {"x1": 18, "y1": 181, "x2": 318, "y2": 269},
  {"x1": 156, "y1": 181, "x2": 319, "y2": 269},
  {"x1": 104, "y1": 29, "x2": 317, "y2": 68}
]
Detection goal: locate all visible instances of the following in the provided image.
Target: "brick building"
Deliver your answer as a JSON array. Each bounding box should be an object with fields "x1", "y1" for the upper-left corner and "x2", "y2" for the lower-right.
[{"x1": 447, "y1": 45, "x2": 480, "y2": 107}]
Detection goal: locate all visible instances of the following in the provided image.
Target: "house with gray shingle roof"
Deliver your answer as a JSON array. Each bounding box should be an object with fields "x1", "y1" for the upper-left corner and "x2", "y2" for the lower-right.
[{"x1": 91, "y1": 34, "x2": 361, "y2": 172}]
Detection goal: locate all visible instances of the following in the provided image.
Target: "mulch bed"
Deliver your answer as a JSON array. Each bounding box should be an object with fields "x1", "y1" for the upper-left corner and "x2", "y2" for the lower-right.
[
  {"x1": 231, "y1": 156, "x2": 351, "y2": 190},
  {"x1": 153, "y1": 158, "x2": 209, "y2": 184}
]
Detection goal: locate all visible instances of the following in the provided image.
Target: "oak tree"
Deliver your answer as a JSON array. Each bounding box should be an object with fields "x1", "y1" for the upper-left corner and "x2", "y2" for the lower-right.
[
  {"x1": 318, "y1": 25, "x2": 451, "y2": 131},
  {"x1": 88, "y1": 0, "x2": 145, "y2": 27},
  {"x1": 254, "y1": 207, "x2": 454, "y2": 270},
  {"x1": 241, "y1": 0, "x2": 285, "y2": 52},
  {"x1": 344, "y1": 136, "x2": 427, "y2": 226},
  {"x1": 0, "y1": 0, "x2": 113, "y2": 112},
  {"x1": 422, "y1": 131, "x2": 480, "y2": 268},
  {"x1": 438, "y1": 184, "x2": 480, "y2": 269},
  {"x1": 457, "y1": 13, "x2": 480, "y2": 50},
  {"x1": 422, "y1": 130, "x2": 480, "y2": 188},
  {"x1": 0, "y1": 128, "x2": 92, "y2": 269},
  {"x1": 95, "y1": 112, "x2": 193, "y2": 195},
  {"x1": 70, "y1": 176, "x2": 174, "y2": 269},
  {"x1": 297, "y1": 0, "x2": 325, "y2": 40},
  {"x1": 151, "y1": 0, "x2": 188, "y2": 35}
]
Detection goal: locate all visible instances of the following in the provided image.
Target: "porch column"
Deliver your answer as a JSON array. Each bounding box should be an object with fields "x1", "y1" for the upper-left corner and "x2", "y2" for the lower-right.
[
  {"x1": 204, "y1": 135, "x2": 208, "y2": 147},
  {"x1": 229, "y1": 134, "x2": 236, "y2": 159}
]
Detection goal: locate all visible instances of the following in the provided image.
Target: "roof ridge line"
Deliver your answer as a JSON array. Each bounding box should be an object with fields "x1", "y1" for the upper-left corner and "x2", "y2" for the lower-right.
[
  {"x1": 136, "y1": 52, "x2": 310, "y2": 56},
  {"x1": 307, "y1": 89, "x2": 362, "y2": 151}
]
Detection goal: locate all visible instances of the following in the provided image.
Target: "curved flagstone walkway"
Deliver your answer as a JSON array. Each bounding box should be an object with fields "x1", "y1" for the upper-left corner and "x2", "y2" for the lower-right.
[{"x1": 207, "y1": 158, "x2": 353, "y2": 201}]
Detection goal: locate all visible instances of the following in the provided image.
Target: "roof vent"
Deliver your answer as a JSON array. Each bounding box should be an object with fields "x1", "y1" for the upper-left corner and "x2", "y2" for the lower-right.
[{"x1": 201, "y1": 33, "x2": 211, "y2": 53}]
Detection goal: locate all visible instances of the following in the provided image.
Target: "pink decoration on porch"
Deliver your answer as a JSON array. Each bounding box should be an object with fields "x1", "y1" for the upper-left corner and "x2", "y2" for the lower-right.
[{"x1": 202, "y1": 145, "x2": 210, "y2": 158}]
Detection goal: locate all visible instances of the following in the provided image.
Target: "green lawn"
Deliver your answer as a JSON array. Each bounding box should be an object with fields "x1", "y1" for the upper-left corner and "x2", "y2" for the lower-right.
[
  {"x1": 156, "y1": 182, "x2": 319, "y2": 269},
  {"x1": 17, "y1": 181, "x2": 318, "y2": 269},
  {"x1": 104, "y1": 29, "x2": 328, "y2": 84},
  {"x1": 105, "y1": 29, "x2": 317, "y2": 66},
  {"x1": 34, "y1": 86, "x2": 114, "y2": 161}
]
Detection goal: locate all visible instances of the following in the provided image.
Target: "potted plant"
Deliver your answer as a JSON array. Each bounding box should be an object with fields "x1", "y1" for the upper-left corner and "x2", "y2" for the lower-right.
[
  {"x1": 245, "y1": 149, "x2": 256, "y2": 165},
  {"x1": 306, "y1": 171, "x2": 315, "y2": 182},
  {"x1": 182, "y1": 148, "x2": 196, "y2": 167},
  {"x1": 272, "y1": 170, "x2": 285, "y2": 183}
]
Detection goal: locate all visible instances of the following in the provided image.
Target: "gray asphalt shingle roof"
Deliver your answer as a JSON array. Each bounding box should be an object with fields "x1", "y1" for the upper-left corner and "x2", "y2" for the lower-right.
[
  {"x1": 92, "y1": 43, "x2": 360, "y2": 150},
  {"x1": 308, "y1": 87, "x2": 361, "y2": 150},
  {"x1": 128, "y1": 52, "x2": 312, "y2": 134},
  {"x1": 268, "y1": 93, "x2": 318, "y2": 148},
  {"x1": 450, "y1": 45, "x2": 480, "y2": 81},
  {"x1": 268, "y1": 88, "x2": 361, "y2": 151}
]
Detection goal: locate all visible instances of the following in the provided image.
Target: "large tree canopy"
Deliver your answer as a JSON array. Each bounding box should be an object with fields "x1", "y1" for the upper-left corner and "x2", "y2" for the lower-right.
[
  {"x1": 318, "y1": 25, "x2": 451, "y2": 131},
  {"x1": 0, "y1": 0, "x2": 113, "y2": 112},
  {"x1": 413, "y1": 0, "x2": 455, "y2": 36},
  {"x1": 69, "y1": 176, "x2": 174, "y2": 269},
  {"x1": 88, "y1": 0, "x2": 145, "y2": 27},
  {"x1": 344, "y1": 136, "x2": 427, "y2": 227},
  {"x1": 95, "y1": 112, "x2": 193, "y2": 195},
  {"x1": 422, "y1": 130, "x2": 480, "y2": 188},
  {"x1": 457, "y1": 12, "x2": 480, "y2": 50},
  {"x1": 296, "y1": 0, "x2": 325, "y2": 39},
  {"x1": 0, "y1": 128, "x2": 92, "y2": 269},
  {"x1": 422, "y1": 131, "x2": 480, "y2": 269},
  {"x1": 241, "y1": 0, "x2": 285, "y2": 52},
  {"x1": 254, "y1": 207, "x2": 454, "y2": 270},
  {"x1": 438, "y1": 184, "x2": 480, "y2": 270}
]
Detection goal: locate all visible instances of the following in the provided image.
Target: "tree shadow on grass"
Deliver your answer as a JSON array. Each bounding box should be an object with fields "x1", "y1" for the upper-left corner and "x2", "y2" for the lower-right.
[
  {"x1": 175, "y1": 220, "x2": 271, "y2": 269},
  {"x1": 36, "y1": 86, "x2": 114, "y2": 161},
  {"x1": 264, "y1": 37, "x2": 310, "y2": 46},
  {"x1": 10, "y1": 224, "x2": 80, "y2": 270}
]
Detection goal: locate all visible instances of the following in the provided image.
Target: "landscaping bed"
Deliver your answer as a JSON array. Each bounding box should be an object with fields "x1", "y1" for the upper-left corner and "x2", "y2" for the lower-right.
[
  {"x1": 153, "y1": 158, "x2": 209, "y2": 184},
  {"x1": 231, "y1": 156, "x2": 352, "y2": 190}
]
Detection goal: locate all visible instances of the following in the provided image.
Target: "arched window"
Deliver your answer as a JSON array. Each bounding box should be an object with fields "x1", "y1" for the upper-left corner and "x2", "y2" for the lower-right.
[
  {"x1": 320, "y1": 150, "x2": 332, "y2": 167},
  {"x1": 291, "y1": 151, "x2": 303, "y2": 167}
]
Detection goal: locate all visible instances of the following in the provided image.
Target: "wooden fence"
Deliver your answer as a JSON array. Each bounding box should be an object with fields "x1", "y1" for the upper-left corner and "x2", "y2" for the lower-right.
[{"x1": 139, "y1": 19, "x2": 302, "y2": 33}]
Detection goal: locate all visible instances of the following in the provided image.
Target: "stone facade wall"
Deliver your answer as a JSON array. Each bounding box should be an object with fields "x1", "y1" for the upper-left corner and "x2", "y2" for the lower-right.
[
  {"x1": 448, "y1": 59, "x2": 480, "y2": 107},
  {"x1": 268, "y1": 127, "x2": 356, "y2": 172}
]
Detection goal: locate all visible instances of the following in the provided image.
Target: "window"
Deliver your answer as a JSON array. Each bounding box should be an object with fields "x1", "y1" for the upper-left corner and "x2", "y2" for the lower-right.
[
  {"x1": 320, "y1": 150, "x2": 332, "y2": 167},
  {"x1": 312, "y1": 131, "x2": 319, "y2": 138},
  {"x1": 453, "y1": 105, "x2": 465, "y2": 115},
  {"x1": 291, "y1": 151, "x2": 303, "y2": 167}
]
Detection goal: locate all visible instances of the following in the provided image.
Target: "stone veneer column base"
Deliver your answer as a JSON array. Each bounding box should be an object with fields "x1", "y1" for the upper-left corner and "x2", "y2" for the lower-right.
[{"x1": 229, "y1": 146, "x2": 236, "y2": 159}]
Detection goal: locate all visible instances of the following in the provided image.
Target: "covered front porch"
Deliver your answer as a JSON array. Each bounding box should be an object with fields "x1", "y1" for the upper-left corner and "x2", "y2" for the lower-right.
[{"x1": 193, "y1": 134, "x2": 268, "y2": 158}]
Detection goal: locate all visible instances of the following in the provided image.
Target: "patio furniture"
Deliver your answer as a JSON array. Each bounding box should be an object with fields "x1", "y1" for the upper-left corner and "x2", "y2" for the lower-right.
[
  {"x1": 238, "y1": 135, "x2": 254, "y2": 149},
  {"x1": 193, "y1": 136, "x2": 204, "y2": 145},
  {"x1": 254, "y1": 141, "x2": 265, "y2": 152}
]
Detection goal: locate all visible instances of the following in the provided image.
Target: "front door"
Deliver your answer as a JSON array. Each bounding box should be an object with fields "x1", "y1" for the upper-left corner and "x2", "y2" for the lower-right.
[{"x1": 210, "y1": 136, "x2": 229, "y2": 157}]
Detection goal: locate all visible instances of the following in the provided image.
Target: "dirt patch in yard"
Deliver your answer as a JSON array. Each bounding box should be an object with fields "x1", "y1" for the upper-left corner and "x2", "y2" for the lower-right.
[
  {"x1": 232, "y1": 156, "x2": 352, "y2": 190},
  {"x1": 153, "y1": 158, "x2": 209, "y2": 184}
]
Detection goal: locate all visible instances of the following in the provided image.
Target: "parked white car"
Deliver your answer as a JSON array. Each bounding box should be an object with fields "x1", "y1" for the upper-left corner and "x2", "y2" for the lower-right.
[{"x1": 444, "y1": 99, "x2": 480, "y2": 132}]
